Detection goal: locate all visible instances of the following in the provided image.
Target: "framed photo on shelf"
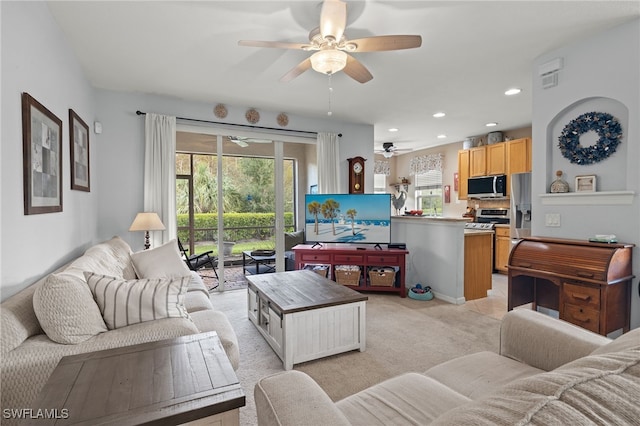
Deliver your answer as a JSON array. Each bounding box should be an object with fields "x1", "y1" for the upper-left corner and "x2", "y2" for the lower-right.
[
  {"x1": 69, "y1": 109, "x2": 90, "y2": 191},
  {"x1": 575, "y1": 175, "x2": 596, "y2": 192},
  {"x1": 309, "y1": 184, "x2": 318, "y2": 194},
  {"x1": 22, "y1": 93, "x2": 63, "y2": 215}
]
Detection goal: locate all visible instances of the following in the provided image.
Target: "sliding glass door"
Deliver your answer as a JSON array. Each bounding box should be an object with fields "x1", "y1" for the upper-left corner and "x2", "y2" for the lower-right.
[{"x1": 176, "y1": 129, "x2": 301, "y2": 290}]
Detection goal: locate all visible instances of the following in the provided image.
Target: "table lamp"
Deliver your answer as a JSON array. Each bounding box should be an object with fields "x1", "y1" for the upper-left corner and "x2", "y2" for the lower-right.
[{"x1": 129, "y1": 212, "x2": 165, "y2": 249}]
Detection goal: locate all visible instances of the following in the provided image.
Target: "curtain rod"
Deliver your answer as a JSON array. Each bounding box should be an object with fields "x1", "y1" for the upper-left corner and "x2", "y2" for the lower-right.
[{"x1": 135, "y1": 110, "x2": 342, "y2": 137}]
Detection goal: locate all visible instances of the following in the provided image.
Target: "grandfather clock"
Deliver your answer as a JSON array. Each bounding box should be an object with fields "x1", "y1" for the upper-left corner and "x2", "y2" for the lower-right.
[{"x1": 347, "y1": 157, "x2": 366, "y2": 194}]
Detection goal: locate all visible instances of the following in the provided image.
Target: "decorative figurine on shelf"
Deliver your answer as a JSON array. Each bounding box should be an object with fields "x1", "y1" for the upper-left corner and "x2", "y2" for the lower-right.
[
  {"x1": 550, "y1": 170, "x2": 570, "y2": 193},
  {"x1": 391, "y1": 190, "x2": 407, "y2": 215}
]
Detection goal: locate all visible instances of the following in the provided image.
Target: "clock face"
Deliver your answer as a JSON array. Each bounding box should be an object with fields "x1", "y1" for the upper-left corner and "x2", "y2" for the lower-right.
[{"x1": 353, "y1": 162, "x2": 363, "y2": 174}]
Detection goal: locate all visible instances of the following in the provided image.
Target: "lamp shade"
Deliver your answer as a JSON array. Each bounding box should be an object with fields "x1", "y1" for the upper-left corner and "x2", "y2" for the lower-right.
[
  {"x1": 129, "y1": 212, "x2": 166, "y2": 232},
  {"x1": 310, "y1": 49, "x2": 347, "y2": 75}
]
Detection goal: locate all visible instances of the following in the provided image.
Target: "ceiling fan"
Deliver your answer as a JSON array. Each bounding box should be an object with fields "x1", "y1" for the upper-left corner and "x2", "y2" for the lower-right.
[
  {"x1": 228, "y1": 136, "x2": 273, "y2": 148},
  {"x1": 376, "y1": 142, "x2": 412, "y2": 158},
  {"x1": 238, "y1": 0, "x2": 422, "y2": 83}
]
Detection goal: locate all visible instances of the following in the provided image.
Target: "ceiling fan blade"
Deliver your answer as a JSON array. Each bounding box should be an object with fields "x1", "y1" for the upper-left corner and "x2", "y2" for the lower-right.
[
  {"x1": 229, "y1": 138, "x2": 249, "y2": 148},
  {"x1": 348, "y1": 35, "x2": 422, "y2": 52},
  {"x1": 320, "y1": 0, "x2": 346, "y2": 41},
  {"x1": 343, "y1": 54, "x2": 373, "y2": 84},
  {"x1": 280, "y1": 57, "x2": 312, "y2": 82},
  {"x1": 238, "y1": 40, "x2": 309, "y2": 50}
]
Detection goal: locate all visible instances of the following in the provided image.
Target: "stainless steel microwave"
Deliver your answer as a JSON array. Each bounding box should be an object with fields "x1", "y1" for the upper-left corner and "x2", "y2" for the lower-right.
[{"x1": 468, "y1": 175, "x2": 507, "y2": 198}]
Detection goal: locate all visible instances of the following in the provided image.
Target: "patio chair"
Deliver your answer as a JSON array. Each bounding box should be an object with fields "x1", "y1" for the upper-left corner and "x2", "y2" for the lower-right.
[{"x1": 177, "y1": 239, "x2": 219, "y2": 283}]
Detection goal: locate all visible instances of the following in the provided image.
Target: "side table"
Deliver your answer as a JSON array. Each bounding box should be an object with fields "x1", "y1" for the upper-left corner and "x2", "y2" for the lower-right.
[{"x1": 30, "y1": 332, "x2": 245, "y2": 425}]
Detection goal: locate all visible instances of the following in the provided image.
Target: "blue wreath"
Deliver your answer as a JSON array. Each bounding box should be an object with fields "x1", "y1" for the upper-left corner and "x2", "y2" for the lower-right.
[{"x1": 558, "y1": 112, "x2": 622, "y2": 165}]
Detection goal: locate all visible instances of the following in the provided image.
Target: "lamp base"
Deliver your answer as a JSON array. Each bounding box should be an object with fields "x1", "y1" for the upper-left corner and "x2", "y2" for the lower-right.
[{"x1": 144, "y1": 231, "x2": 151, "y2": 250}]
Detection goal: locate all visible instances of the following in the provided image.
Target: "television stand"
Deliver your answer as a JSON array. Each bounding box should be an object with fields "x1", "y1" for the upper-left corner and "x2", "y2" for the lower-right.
[
  {"x1": 373, "y1": 243, "x2": 383, "y2": 250},
  {"x1": 293, "y1": 244, "x2": 409, "y2": 297}
]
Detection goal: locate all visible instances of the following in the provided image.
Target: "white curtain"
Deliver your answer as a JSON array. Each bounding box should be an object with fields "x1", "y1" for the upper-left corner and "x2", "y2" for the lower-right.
[
  {"x1": 316, "y1": 132, "x2": 340, "y2": 193},
  {"x1": 144, "y1": 113, "x2": 177, "y2": 248}
]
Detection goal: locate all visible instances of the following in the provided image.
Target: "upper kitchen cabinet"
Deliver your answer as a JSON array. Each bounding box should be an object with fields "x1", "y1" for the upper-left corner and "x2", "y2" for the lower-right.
[
  {"x1": 469, "y1": 146, "x2": 487, "y2": 177},
  {"x1": 486, "y1": 143, "x2": 506, "y2": 175},
  {"x1": 506, "y1": 138, "x2": 532, "y2": 174},
  {"x1": 457, "y1": 149, "x2": 470, "y2": 199}
]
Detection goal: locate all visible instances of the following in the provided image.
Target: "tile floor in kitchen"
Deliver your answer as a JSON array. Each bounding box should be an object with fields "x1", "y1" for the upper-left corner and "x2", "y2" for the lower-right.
[{"x1": 463, "y1": 273, "x2": 509, "y2": 321}]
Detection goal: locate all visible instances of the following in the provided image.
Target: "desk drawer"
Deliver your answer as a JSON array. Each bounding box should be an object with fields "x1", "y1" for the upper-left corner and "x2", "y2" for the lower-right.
[
  {"x1": 562, "y1": 282, "x2": 600, "y2": 310},
  {"x1": 334, "y1": 254, "x2": 364, "y2": 263},
  {"x1": 299, "y1": 253, "x2": 331, "y2": 263},
  {"x1": 563, "y1": 304, "x2": 600, "y2": 333},
  {"x1": 366, "y1": 254, "x2": 400, "y2": 264}
]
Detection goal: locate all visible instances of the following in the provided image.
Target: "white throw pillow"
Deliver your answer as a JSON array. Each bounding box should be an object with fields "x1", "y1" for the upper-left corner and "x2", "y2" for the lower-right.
[
  {"x1": 84, "y1": 272, "x2": 191, "y2": 330},
  {"x1": 33, "y1": 273, "x2": 108, "y2": 344},
  {"x1": 130, "y1": 239, "x2": 191, "y2": 278}
]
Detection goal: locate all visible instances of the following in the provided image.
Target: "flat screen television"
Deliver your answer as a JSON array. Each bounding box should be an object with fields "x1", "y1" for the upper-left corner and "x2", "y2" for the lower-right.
[{"x1": 304, "y1": 193, "x2": 392, "y2": 246}]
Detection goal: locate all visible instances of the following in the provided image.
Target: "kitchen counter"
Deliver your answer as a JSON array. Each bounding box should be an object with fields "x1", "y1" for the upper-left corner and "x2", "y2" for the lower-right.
[
  {"x1": 392, "y1": 215, "x2": 472, "y2": 222},
  {"x1": 391, "y1": 217, "x2": 466, "y2": 304}
]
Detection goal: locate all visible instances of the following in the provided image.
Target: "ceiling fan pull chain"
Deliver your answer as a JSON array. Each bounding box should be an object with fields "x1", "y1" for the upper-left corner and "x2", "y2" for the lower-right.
[{"x1": 327, "y1": 74, "x2": 333, "y2": 116}]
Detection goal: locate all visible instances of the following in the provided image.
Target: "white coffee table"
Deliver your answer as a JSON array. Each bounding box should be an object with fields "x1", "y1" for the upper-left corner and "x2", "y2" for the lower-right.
[{"x1": 246, "y1": 270, "x2": 367, "y2": 370}]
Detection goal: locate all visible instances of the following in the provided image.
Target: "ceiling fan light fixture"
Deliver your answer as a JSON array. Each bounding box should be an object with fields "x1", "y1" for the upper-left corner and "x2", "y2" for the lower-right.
[
  {"x1": 382, "y1": 151, "x2": 394, "y2": 158},
  {"x1": 310, "y1": 49, "x2": 347, "y2": 75}
]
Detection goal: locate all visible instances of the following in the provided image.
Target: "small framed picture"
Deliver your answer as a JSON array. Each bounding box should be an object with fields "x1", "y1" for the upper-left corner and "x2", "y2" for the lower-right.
[
  {"x1": 575, "y1": 175, "x2": 596, "y2": 192},
  {"x1": 22, "y1": 93, "x2": 63, "y2": 215},
  {"x1": 309, "y1": 184, "x2": 318, "y2": 194},
  {"x1": 69, "y1": 109, "x2": 90, "y2": 191}
]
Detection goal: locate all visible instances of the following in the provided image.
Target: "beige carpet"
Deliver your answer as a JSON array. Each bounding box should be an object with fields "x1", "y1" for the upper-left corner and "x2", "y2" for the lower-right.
[{"x1": 210, "y1": 287, "x2": 502, "y2": 426}]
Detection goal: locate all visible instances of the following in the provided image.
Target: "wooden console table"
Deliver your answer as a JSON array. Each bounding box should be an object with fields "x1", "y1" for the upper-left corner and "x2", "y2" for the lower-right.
[
  {"x1": 293, "y1": 244, "x2": 409, "y2": 297},
  {"x1": 508, "y1": 237, "x2": 634, "y2": 336}
]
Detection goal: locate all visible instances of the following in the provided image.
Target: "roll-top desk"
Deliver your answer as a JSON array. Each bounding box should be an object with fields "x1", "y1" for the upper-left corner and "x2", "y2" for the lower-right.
[{"x1": 508, "y1": 237, "x2": 634, "y2": 336}]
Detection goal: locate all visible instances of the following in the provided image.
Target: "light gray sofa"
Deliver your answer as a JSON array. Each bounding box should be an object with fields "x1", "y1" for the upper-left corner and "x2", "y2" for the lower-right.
[
  {"x1": 0, "y1": 237, "x2": 239, "y2": 421},
  {"x1": 255, "y1": 309, "x2": 640, "y2": 425}
]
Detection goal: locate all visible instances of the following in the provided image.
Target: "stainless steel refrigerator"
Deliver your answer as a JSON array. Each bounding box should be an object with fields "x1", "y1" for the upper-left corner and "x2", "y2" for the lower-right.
[{"x1": 510, "y1": 172, "x2": 532, "y2": 240}]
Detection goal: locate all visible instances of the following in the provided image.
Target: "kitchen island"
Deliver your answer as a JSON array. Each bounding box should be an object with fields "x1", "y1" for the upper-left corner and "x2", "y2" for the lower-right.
[{"x1": 391, "y1": 216, "x2": 472, "y2": 304}]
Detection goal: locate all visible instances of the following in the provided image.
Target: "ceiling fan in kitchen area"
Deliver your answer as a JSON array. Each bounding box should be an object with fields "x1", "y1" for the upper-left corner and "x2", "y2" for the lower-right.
[
  {"x1": 376, "y1": 142, "x2": 412, "y2": 158},
  {"x1": 238, "y1": 0, "x2": 422, "y2": 83}
]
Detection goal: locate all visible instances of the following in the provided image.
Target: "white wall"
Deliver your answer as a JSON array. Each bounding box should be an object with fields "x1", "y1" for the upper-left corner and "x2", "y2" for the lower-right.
[
  {"x1": 1, "y1": 2, "x2": 99, "y2": 299},
  {"x1": 532, "y1": 19, "x2": 640, "y2": 328}
]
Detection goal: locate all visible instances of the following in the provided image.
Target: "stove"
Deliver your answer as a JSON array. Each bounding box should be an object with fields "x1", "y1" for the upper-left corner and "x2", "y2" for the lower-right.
[
  {"x1": 464, "y1": 222, "x2": 496, "y2": 231},
  {"x1": 477, "y1": 208, "x2": 510, "y2": 224}
]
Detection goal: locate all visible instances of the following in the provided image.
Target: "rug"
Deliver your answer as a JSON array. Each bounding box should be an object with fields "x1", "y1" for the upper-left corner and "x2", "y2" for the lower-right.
[
  {"x1": 199, "y1": 266, "x2": 248, "y2": 291},
  {"x1": 210, "y1": 289, "x2": 503, "y2": 426}
]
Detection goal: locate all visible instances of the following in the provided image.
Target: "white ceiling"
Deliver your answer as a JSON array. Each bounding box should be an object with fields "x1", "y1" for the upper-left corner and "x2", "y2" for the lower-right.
[{"x1": 47, "y1": 1, "x2": 639, "y2": 153}]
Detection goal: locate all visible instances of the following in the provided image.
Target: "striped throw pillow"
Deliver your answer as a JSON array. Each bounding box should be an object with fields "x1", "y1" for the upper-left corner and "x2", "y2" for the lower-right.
[{"x1": 84, "y1": 272, "x2": 191, "y2": 330}]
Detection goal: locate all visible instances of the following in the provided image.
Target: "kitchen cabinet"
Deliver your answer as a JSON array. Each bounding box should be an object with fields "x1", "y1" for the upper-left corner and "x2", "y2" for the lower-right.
[
  {"x1": 469, "y1": 146, "x2": 486, "y2": 177},
  {"x1": 506, "y1": 138, "x2": 531, "y2": 174},
  {"x1": 508, "y1": 237, "x2": 633, "y2": 336},
  {"x1": 457, "y1": 149, "x2": 470, "y2": 200},
  {"x1": 494, "y1": 225, "x2": 510, "y2": 273},
  {"x1": 486, "y1": 143, "x2": 506, "y2": 175},
  {"x1": 464, "y1": 231, "x2": 494, "y2": 300}
]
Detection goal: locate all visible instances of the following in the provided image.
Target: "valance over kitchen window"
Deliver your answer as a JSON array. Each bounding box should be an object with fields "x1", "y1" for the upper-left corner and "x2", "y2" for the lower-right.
[
  {"x1": 409, "y1": 153, "x2": 443, "y2": 175},
  {"x1": 374, "y1": 160, "x2": 390, "y2": 175}
]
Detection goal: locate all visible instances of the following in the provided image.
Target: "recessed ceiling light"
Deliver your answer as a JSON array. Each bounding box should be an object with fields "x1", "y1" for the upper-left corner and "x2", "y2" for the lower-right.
[
  {"x1": 505, "y1": 88, "x2": 522, "y2": 96},
  {"x1": 388, "y1": 128, "x2": 399, "y2": 132},
  {"x1": 437, "y1": 134, "x2": 447, "y2": 139},
  {"x1": 433, "y1": 112, "x2": 446, "y2": 118},
  {"x1": 486, "y1": 122, "x2": 498, "y2": 127}
]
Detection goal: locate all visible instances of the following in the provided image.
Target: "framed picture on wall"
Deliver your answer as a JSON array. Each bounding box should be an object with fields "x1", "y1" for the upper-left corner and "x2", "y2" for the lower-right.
[
  {"x1": 22, "y1": 93, "x2": 63, "y2": 215},
  {"x1": 69, "y1": 109, "x2": 90, "y2": 191},
  {"x1": 575, "y1": 175, "x2": 596, "y2": 192}
]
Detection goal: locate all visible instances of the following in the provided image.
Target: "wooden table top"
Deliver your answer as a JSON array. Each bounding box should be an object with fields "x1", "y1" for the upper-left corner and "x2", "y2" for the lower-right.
[
  {"x1": 30, "y1": 332, "x2": 245, "y2": 426},
  {"x1": 246, "y1": 270, "x2": 368, "y2": 314}
]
